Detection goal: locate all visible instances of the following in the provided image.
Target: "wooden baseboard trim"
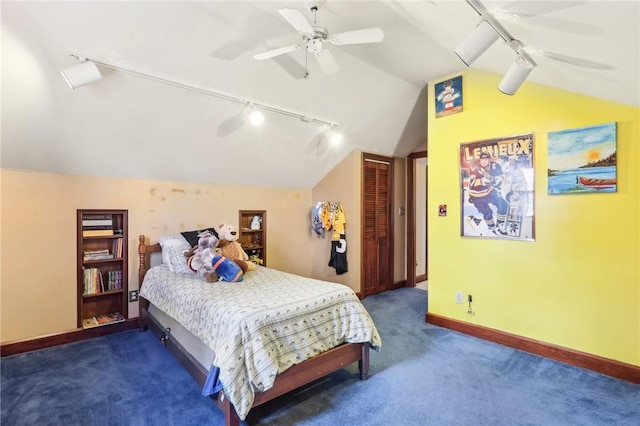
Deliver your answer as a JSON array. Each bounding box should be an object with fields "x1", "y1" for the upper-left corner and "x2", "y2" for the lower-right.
[
  {"x1": 0, "y1": 318, "x2": 139, "y2": 357},
  {"x1": 393, "y1": 279, "x2": 406, "y2": 290},
  {"x1": 415, "y1": 273, "x2": 427, "y2": 283},
  {"x1": 426, "y1": 313, "x2": 640, "y2": 384}
]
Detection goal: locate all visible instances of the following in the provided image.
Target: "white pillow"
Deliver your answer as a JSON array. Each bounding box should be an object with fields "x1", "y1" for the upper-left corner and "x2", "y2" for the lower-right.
[{"x1": 158, "y1": 235, "x2": 193, "y2": 274}]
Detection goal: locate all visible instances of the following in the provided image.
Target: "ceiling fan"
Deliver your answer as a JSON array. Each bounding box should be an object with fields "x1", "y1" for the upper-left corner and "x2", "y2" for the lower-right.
[
  {"x1": 253, "y1": 1, "x2": 384, "y2": 76},
  {"x1": 484, "y1": 1, "x2": 613, "y2": 70}
]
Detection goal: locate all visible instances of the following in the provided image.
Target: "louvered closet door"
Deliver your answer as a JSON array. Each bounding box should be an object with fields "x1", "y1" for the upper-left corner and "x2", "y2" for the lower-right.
[{"x1": 362, "y1": 154, "x2": 393, "y2": 297}]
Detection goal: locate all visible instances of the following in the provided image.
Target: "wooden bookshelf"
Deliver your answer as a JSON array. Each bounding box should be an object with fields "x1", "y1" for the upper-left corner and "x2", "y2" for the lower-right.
[
  {"x1": 77, "y1": 209, "x2": 128, "y2": 329},
  {"x1": 238, "y1": 210, "x2": 267, "y2": 267}
]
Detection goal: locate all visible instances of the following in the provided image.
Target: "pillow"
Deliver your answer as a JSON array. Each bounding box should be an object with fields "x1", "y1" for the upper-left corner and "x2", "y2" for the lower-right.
[
  {"x1": 158, "y1": 235, "x2": 193, "y2": 274},
  {"x1": 180, "y1": 227, "x2": 219, "y2": 247}
]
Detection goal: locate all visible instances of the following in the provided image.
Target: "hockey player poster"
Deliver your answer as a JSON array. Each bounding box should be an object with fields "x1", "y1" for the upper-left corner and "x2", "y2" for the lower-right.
[{"x1": 459, "y1": 133, "x2": 535, "y2": 241}]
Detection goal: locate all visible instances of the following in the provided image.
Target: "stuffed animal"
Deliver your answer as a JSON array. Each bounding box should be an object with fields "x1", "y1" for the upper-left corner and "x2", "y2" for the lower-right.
[
  {"x1": 211, "y1": 254, "x2": 244, "y2": 282},
  {"x1": 183, "y1": 231, "x2": 248, "y2": 283},
  {"x1": 184, "y1": 231, "x2": 220, "y2": 283},
  {"x1": 184, "y1": 230, "x2": 218, "y2": 258},
  {"x1": 188, "y1": 248, "x2": 219, "y2": 283},
  {"x1": 217, "y1": 223, "x2": 256, "y2": 271}
]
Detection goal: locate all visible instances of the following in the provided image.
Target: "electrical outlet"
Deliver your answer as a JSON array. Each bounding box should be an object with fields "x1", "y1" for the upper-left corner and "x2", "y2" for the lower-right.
[
  {"x1": 128, "y1": 290, "x2": 139, "y2": 302},
  {"x1": 455, "y1": 291, "x2": 463, "y2": 304}
]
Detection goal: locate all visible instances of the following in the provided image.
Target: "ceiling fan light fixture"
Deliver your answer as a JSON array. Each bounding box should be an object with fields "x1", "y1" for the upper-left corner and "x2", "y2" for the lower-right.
[
  {"x1": 498, "y1": 55, "x2": 535, "y2": 95},
  {"x1": 60, "y1": 59, "x2": 102, "y2": 89},
  {"x1": 454, "y1": 19, "x2": 499, "y2": 66}
]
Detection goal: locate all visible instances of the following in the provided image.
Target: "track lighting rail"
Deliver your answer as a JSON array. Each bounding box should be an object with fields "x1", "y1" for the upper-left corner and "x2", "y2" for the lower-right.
[{"x1": 66, "y1": 52, "x2": 340, "y2": 128}]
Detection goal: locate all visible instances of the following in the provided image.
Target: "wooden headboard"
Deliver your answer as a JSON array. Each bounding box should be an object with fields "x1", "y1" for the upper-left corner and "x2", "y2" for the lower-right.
[{"x1": 138, "y1": 235, "x2": 162, "y2": 287}]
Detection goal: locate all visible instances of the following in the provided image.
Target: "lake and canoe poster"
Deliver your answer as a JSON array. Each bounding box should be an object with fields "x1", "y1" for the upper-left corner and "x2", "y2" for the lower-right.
[{"x1": 548, "y1": 122, "x2": 617, "y2": 194}]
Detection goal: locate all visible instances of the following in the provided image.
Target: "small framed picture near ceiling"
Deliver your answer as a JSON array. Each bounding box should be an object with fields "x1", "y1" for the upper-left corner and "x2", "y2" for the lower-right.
[
  {"x1": 548, "y1": 122, "x2": 617, "y2": 195},
  {"x1": 435, "y1": 75, "x2": 463, "y2": 118}
]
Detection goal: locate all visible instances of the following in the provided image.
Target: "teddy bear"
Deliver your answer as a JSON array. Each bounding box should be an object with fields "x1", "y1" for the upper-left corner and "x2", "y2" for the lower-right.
[{"x1": 217, "y1": 223, "x2": 256, "y2": 271}]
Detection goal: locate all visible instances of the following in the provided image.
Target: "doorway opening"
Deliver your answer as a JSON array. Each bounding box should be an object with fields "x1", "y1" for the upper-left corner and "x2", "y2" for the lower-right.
[{"x1": 406, "y1": 150, "x2": 427, "y2": 289}]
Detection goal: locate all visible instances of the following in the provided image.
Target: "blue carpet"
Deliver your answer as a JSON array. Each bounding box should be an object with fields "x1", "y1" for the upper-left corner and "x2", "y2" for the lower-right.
[{"x1": 2, "y1": 288, "x2": 639, "y2": 425}]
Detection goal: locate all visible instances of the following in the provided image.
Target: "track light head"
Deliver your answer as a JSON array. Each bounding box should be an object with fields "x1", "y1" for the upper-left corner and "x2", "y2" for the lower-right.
[
  {"x1": 330, "y1": 131, "x2": 343, "y2": 146},
  {"x1": 248, "y1": 105, "x2": 265, "y2": 126},
  {"x1": 322, "y1": 126, "x2": 343, "y2": 146},
  {"x1": 454, "y1": 20, "x2": 499, "y2": 66},
  {"x1": 499, "y1": 55, "x2": 535, "y2": 95},
  {"x1": 60, "y1": 60, "x2": 102, "y2": 89}
]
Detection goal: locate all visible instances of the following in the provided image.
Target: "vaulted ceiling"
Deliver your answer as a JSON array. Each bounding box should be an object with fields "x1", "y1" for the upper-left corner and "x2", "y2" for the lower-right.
[{"x1": 2, "y1": 1, "x2": 638, "y2": 188}]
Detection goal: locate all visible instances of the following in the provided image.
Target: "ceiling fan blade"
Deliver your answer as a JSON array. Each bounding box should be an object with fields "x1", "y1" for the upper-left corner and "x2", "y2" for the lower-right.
[
  {"x1": 253, "y1": 45, "x2": 300, "y2": 60},
  {"x1": 540, "y1": 51, "x2": 614, "y2": 70},
  {"x1": 329, "y1": 28, "x2": 384, "y2": 46},
  {"x1": 314, "y1": 49, "x2": 340, "y2": 74},
  {"x1": 491, "y1": 2, "x2": 598, "y2": 35},
  {"x1": 278, "y1": 9, "x2": 314, "y2": 35},
  {"x1": 497, "y1": 1, "x2": 585, "y2": 18},
  {"x1": 522, "y1": 48, "x2": 613, "y2": 70}
]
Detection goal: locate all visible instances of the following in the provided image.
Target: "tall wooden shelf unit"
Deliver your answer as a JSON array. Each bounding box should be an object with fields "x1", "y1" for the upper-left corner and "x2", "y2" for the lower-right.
[
  {"x1": 77, "y1": 209, "x2": 128, "y2": 329},
  {"x1": 238, "y1": 210, "x2": 267, "y2": 267}
]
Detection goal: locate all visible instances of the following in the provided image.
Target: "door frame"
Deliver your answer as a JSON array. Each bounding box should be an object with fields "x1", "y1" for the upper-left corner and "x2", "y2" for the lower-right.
[{"x1": 406, "y1": 150, "x2": 427, "y2": 288}]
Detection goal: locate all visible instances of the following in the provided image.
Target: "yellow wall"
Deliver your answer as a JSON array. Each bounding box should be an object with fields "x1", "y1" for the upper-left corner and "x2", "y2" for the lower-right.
[
  {"x1": 0, "y1": 170, "x2": 312, "y2": 342},
  {"x1": 428, "y1": 69, "x2": 640, "y2": 366}
]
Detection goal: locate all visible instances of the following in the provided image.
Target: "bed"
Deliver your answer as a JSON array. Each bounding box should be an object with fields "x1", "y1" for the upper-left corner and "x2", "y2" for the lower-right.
[{"x1": 137, "y1": 235, "x2": 381, "y2": 426}]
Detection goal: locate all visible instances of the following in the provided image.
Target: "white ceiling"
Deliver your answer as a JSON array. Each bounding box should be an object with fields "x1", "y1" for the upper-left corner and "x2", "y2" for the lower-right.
[{"x1": 2, "y1": 1, "x2": 638, "y2": 188}]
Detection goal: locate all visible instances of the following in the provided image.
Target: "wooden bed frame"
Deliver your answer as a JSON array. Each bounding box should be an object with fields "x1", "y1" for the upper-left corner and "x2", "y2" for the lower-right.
[{"x1": 137, "y1": 235, "x2": 370, "y2": 426}]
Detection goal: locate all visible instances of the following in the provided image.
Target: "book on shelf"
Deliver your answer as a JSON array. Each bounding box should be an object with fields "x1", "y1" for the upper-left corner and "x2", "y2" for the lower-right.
[
  {"x1": 85, "y1": 249, "x2": 110, "y2": 255},
  {"x1": 83, "y1": 229, "x2": 114, "y2": 237},
  {"x1": 83, "y1": 267, "x2": 104, "y2": 295},
  {"x1": 82, "y1": 225, "x2": 114, "y2": 230},
  {"x1": 96, "y1": 312, "x2": 125, "y2": 324},
  {"x1": 82, "y1": 312, "x2": 125, "y2": 329},
  {"x1": 83, "y1": 249, "x2": 114, "y2": 261},
  {"x1": 82, "y1": 219, "x2": 113, "y2": 227},
  {"x1": 83, "y1": 214, "x2": 113, "y2": 220},
  {"x1": 82, "y1": 317, "x2": 99, "y2": 328},
  {"x1": 84, "y1": 255, "x2": 114, "y2": 260},
  {"x1": 107, "y1": 270, "x2": 123, "y2": 290},
  {"x1": 112, "y1": 239, "x2": 123, "y2": 258}
]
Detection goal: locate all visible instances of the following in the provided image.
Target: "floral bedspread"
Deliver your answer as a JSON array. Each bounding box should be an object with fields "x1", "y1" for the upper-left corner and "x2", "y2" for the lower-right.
[{"x1": 139, "y1": 264, "x2": 381, "y2": 420}]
